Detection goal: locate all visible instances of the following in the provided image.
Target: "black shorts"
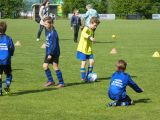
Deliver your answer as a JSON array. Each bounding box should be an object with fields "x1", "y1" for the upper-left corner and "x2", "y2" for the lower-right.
[
  {"x1": 0, "y1": 65, "x2": 12, "y2": 74},
  {"x1": 44, "y1": 55, "x2": 59, "y2": 64}
]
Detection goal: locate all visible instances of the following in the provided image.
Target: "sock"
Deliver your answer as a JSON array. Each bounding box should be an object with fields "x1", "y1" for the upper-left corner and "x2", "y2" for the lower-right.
[
  {"x1": 6, "y1": 74, "x2": 12, "y2": 88},
  {"x1": 45, "y1": 69, "x2": 54, "y2": 83},
  {"x1": 56, "y1": 70, "x2": 64, "y2": 85},
  {"x1": 80, "y1": 68, "x2": 86, "y2": 80},
  {"x1": 87, "y1": 66, "x2": 93, "y2": 76}
]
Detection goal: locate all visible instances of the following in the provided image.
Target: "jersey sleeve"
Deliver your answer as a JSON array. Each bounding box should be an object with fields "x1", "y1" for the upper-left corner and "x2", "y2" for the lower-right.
[
  {"x1": 128, "y1": 75, "x2": 143, "y2": 93},
  {"x1": 48, "y1": 32, "x2": 58, "y2": 55},
  {"x1": 8, "y1": 37, "x2": 15, "y2": 56},
  {"x1": 81, "y1": 27, "x2": 90, "y2": 39}
]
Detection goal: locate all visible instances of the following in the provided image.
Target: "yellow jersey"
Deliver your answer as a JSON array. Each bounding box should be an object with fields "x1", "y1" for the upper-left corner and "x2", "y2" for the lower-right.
[{"x1": 77, "y1": 26, "x2": 94, "y2": 55}]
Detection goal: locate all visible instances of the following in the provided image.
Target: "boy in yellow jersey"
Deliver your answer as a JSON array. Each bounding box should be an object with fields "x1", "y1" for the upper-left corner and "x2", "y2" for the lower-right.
[{"x1": 76, "y1": 17, "x2": 100, "y2": 81}]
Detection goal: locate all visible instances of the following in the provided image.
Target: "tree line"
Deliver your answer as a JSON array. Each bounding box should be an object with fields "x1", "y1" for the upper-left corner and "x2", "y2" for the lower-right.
[
  {"x1": 0, "y1": 0, "x2": 160, "y2": 19},
  {"x1": 63, "y1": 0, "x2": 160, "y2": 19}
]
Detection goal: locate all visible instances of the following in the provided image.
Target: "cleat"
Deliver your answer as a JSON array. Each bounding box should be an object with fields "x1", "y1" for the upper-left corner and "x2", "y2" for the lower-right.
[
  {"x1": 81, "y1": 79, "x2": 87, "y2": 83},
  {"x1": 107, "y1": 101, "x2": 117, "y2": 107},
  {"x1": 44, "y1": 82, "x2": 55, "y2": 87},
  {"x1": 55, "y1": 84, "x2": 64, "y2": 88},
  {"x1": 4, "y1": 87, "x2": 11, "y2": 95}
]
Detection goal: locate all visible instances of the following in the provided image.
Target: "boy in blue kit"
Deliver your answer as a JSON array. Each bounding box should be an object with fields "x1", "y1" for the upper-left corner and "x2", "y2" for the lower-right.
[
  {"x1": 76, "y1": 17, "x2": 100, "y2": 82},
  {"x1": 0, "y1": 21, "x2": 15, "y2": 95},
  {"x1": 43, "y1": 16, "x2": 64, "y2": 88},
  {"x1": 108, "y1": 60, "x2": 144, "y2": 106}
]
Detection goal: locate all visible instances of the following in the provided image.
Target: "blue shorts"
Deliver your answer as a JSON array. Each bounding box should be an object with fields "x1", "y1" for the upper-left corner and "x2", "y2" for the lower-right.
[{"x1": 76, "y1": 51, "x2": 94, "y2": 61}]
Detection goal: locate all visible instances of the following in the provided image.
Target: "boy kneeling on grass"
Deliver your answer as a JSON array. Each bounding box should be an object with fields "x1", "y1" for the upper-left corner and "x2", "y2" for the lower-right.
[{"x1": 108, "y1": 60, "x2": 144, "y2": 107}]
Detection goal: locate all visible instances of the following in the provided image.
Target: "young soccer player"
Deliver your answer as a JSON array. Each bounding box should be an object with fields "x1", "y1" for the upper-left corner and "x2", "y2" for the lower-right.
[
  {"x1": 76, "y1": 17, "x2": 100, "y2": 82},
  {"x1": 43, "y1": 16, "x2": 64, "y2": 88},
  {"x1": 0, "y1": 21, "x2": 15, "y2": 95},
  {"x1": 108, "y1": 60, "x2": 144, "y2": 106}
]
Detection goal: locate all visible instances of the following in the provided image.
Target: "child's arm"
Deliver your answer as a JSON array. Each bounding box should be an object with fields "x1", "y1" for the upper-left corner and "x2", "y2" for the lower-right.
[
  {"x1": 82, "y1": 27, "x2": 95, "y2": 42},
  {"x1": 128, "y1": 75, "x2": 143, "y2": 93},
  {"x1": 9, "y1": 38, "x2": 15, "y2": 56},
  {"x1": 48, "y1": 32, "x2": 57, "y2": 57},
  {"x1": 70, "y1": 16, "x2": 74, "y2": 28}
]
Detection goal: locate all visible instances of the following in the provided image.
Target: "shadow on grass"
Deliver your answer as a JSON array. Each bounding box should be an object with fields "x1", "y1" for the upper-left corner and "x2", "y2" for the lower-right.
[
  {"x1": 96, "y1": 41, "x2": 116, "y2": 44},
  {"x1": 134, "y1": 98, "x2": 151, "y2": 104},
  {"x1": 12, "y1": 68, "x2": 24, "y2": 71},
  {"x1": 11, "y1": 88, "x2": 57, "y2": 96},
  {"x1": 60, "y1": 38, "x2": 71, "y2": 41}
]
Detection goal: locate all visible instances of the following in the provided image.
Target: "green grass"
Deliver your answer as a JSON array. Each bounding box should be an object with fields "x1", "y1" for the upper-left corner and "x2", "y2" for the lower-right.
[{"x1": 0, "y1": 19, "x2": 160, "y2": 120}]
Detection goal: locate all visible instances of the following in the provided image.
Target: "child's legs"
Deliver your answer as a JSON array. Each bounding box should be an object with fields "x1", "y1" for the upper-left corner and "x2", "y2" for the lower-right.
[
  {"x1": 37, "y1": 25, "x2": 44, "y2": 39},
  {"x1": 117, "y1": 95, "x2": 132, "y2": 106},
  {"x1": 80, "y1": 61, "x2": 87, "y2": 80},
  {"x1": 4, "y1": 65, "x2": 12, "y2": 88},
  {"x1": 74, "y1": 26, "x2": 79, "y2": 42},
  {"x1": 52, "y1": 61, "x2": 64, "y2": 85},
  {"x1": 43, "y1": 63, "x2": 54, "y2": 83},
  {"x1": 86, "y1": 55, "x2": 94, "y2": 76},
  {"x1": 76, "y1": 52, "x2": 87, "y2": 80}
]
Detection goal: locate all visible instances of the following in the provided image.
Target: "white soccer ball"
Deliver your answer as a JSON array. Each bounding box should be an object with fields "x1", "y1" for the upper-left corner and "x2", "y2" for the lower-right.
[{"x1": 87, "y1": 72, "x2": 97, "y2": 82}]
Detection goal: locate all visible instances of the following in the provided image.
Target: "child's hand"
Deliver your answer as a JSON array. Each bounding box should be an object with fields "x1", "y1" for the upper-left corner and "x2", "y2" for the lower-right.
[
  {"x1": 47, "y1": 55, "x2": 52, "y2": 60},
  {"x1": 92, "y1": 38, "x2": 96, "y2": 44}
]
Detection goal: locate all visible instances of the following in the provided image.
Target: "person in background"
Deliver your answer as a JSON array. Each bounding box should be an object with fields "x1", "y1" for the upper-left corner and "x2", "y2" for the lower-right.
[
  {"x1": 36, "y1": 0, "x2": 50, "y2": 41},
  {"x1": 71, "y1": 9, "x2": 82, "y2": 43}
]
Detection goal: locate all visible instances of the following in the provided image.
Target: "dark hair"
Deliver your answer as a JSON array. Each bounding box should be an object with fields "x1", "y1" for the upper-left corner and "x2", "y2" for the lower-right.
[
  {"x1": 90, "y1": 17, "x2": 100, "y2": 25},
  {"x1": 42, "y1": 0, "x2": 49, "y2": 6},
  {"x1": 0, "y1": 21, "x2": 7, "y2": 34},
  {"x1": 116, "y1": 60, "x2": 127, "y2": 71},
  {"x1": 43, "y1": 16, "x2": 53, "y2": 24}
]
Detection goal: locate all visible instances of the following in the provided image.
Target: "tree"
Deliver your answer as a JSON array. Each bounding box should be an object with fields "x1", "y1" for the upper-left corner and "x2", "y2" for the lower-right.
[{"x1": 0, "y1": 0, "x2": 24, "y2": 18}]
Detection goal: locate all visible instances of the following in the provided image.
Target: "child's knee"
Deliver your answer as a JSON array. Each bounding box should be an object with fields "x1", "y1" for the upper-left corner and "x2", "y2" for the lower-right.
[{"x1": 43, "y1": 63, "x2": 48, "y2": 70}]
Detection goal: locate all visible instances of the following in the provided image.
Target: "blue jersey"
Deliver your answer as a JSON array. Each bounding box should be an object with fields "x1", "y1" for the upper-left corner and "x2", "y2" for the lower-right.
[
  {"x1": 45, "y1": 28, "x2": 60, "y2": 57},
  {"x1": 108, "y1": 71, "x2": 143, "y2": 100},
  {"x1": 0, "y1": 34, "x2": 14, "y2": 65}
]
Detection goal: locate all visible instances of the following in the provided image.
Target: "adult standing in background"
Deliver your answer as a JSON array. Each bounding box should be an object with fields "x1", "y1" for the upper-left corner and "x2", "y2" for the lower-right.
[
  {"x1": 71, "y1": 9, "x2": 82, "y2": 43},
  {"x1": 36, "y1": 0, "x2": 50, "y2": 41},
  {"x1": 83, "y1": 4, "x2": 99, "y2": 28}
]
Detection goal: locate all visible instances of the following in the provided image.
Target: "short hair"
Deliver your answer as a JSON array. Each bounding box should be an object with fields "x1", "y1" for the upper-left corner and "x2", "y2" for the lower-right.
[
  {"x1": 86, "y1": 4, "x2": 92, "y2": 9},
  {"x1": 0, "y1": 21, "x2": 7, "y2": 34},
  {"x1": 116, "y1": 60, "x2": 127, "y2": 71},
  {"x1": 43, "y1": 16, "x2": 54, "y2": 24},
  {"x1": 90, "y1": 17, "x2": 100, "y2": 25}
]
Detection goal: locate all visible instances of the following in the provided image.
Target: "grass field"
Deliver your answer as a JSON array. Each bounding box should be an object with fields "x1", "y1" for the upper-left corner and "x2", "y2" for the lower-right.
[{"x1": 0, "y1": 19, "x2": 160, "y2": 120}]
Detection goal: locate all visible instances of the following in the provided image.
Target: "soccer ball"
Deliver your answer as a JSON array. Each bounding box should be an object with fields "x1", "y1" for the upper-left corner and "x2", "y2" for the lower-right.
[
  {"x1": 112, "y1": 34, "x2": 116, "y2": 39},
  {"x1": 87, "y1": 72, "x2": 97, "y2": 82}
]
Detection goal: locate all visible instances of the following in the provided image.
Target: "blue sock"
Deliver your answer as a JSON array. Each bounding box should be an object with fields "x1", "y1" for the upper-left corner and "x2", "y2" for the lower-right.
[
  {"x1": 6, "y1": 74, "x2": 12, "y2": 88},
  {"x1": 56, "y1": 70, "x2": 64, "y2": 85},
  {"x1": 87, "y1": 66, "x2": 93, "y2": 76},
  {"x1": 80, "y1": 68, "x2": 86, "y2": 80},
  {"x1": 45, "y1": 69, "x2": 54, "y2": 82}
]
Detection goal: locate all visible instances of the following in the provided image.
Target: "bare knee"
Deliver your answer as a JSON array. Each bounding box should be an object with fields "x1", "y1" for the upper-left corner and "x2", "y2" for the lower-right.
[
  {"x1": 43, "y1": 63, "x2": 49, "y2": 70},
  {"x1": 53, "y1": 63, "x2": 59, "y2": 71}
]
